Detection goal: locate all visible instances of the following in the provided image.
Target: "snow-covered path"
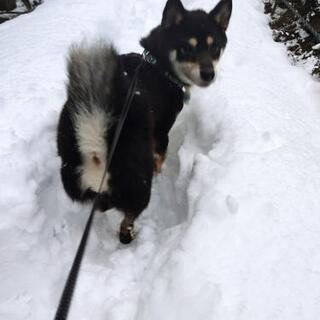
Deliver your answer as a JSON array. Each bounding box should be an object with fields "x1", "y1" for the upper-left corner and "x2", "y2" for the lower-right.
[{"x1": 1, "y1": 0, "x2": 320, "y2": 319}]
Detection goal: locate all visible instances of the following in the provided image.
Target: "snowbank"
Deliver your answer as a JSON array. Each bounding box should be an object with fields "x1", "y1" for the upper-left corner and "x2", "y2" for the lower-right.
[{"x1": 0, "y1": 0, "x2": 320, "y2": 319}]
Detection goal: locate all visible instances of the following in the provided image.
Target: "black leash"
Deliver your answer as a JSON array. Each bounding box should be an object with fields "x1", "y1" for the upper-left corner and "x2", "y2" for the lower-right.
[{"x1": 54, "y1": 56, "x2": 144, "y2": 320}]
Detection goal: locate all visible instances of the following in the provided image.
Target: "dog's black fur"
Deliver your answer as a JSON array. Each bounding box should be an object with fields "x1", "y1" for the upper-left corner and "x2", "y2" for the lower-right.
[{"x1": 57, "y1": 0, "x2": 232, "y2": 244}]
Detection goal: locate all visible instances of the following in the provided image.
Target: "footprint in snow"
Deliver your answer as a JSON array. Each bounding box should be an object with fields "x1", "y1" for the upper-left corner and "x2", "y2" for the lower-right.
[
  {"x1": 226, "y1": 195, "x2": 239, "y2": 215},
  {"x1": 260, "y1": 131, "x2": 284, "y2": 153}
]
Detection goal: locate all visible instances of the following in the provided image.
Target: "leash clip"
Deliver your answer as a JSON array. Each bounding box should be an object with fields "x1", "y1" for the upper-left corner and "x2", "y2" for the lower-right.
[{"x1": 142, "y1": 50, "x2": 157, "y2": 66}]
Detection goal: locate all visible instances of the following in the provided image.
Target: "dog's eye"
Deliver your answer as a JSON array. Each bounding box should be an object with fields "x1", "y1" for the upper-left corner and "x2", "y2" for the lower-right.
[
  {"x1": 209, "y1": 46, "x2": 220, "y2": 56},
  {"x1": 178, "y1": 44, "x2": 194, "y2": 58}
]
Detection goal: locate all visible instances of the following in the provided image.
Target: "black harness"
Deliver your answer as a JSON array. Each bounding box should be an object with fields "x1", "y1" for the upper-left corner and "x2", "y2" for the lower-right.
[{"x1": 142, "y1": 50, "x2": 191, "y2": 103}]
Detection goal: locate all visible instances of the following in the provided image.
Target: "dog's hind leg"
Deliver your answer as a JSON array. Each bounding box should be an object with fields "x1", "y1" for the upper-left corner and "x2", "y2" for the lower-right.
[
  {"x1": 112, "y1": 166, "x2": 153, "y2": 244},
  {"x1": 109, "y1": 147, "x2": 154, "y2": 244},
  {"x1": 95, "y1": 192, "x2": 112, "y2": 212}
]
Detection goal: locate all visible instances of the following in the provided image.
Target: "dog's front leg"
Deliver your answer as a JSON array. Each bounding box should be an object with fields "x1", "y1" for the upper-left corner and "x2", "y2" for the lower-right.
[
  {"x1": 119, "y1": 214, "x2": 137, "y2": 244},
  {"x1": 153, "y1": 153, "x2": 166, "y2": 173},
  {"x1": 153, "y1": 134, "x2": 169, "y2": 174}
]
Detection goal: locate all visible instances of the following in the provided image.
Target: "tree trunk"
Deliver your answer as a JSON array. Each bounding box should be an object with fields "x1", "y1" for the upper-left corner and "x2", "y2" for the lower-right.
[{"x1": 22, "y1": 0, "x2": 31, "y2": 10}]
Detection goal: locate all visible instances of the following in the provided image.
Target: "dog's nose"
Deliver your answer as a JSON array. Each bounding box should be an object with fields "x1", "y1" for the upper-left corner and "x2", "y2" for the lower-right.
[{"x1": 200, "y1": 68, "x2": 215, "y2": 82}]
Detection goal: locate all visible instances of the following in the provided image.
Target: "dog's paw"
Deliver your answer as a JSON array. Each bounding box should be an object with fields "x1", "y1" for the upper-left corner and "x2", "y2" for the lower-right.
[{"x1": 119, "y1": 225, "x2": 136, "y2": 244}]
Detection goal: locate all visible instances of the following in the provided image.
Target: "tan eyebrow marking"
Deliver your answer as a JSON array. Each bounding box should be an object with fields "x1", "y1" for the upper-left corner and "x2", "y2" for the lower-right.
[
  {"x1": 207, "y1": 36, "x2": 214, "y2": 46},
  {"x1": 188, "y1": 37, "x2": 198, "y2": 47}
]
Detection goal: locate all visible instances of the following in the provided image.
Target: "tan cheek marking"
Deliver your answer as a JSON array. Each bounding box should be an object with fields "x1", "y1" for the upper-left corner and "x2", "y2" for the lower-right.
[
  {"x1": 212, "y1": 59, "x2": 219, "y2": 67},
  {"x1": 188, "y1": 37, "x2": 198, "y2": 48},
  {"x1": 207, "y1": 36, "x2": 214, "y2": 46},
  {"x1": 191, "y1": 63, "x2": 199, "y2": 71},
  {"x1": 181, "y1": 62, "x2": 200, "y2": 77},
  {"x1": 183, "y1": 61, "x2": 199, "y2": 68}
]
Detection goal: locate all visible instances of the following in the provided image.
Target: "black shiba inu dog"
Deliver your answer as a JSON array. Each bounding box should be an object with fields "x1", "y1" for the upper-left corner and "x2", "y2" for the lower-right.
[{"x1": 57, "y1": 0, "x2": 232, "y2": 244}]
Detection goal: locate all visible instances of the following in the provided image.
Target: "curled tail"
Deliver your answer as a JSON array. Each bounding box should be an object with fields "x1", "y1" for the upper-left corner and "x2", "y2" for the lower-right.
[
  {"x1": 67, "y1": 41, "x2": 118, "y2": 109},
  {"x1": 62, "y1": 41, "x2": 119, "y2": 194}
]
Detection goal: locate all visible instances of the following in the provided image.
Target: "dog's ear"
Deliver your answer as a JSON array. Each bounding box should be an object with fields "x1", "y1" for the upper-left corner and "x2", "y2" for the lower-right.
[
  {"x1": 161, "y1": 0, "x2": 186, "y2": 29},
  {"x1": 209, "y1": 0, "x2": 232, "y2": 31}
]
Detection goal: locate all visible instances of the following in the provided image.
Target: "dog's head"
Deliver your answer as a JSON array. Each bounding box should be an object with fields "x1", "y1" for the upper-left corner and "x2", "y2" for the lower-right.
[{"x1": 141, "y1": 0, "x2": 232, "y2": 87}]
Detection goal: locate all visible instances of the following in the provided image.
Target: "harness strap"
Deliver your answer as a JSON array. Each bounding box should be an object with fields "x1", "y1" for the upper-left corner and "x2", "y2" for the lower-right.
[{"x1": 142, "y1": 50, "x2": 191, "y2": 103}]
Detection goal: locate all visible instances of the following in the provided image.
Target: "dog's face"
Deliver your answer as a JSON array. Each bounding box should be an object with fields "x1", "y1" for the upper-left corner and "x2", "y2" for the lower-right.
[{"x1": 162, "y1": 0, "x2": 232, "y2": 87}]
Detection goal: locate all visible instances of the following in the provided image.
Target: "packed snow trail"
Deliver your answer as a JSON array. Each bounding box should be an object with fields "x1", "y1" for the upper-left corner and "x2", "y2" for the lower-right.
[{"x1": 1, "y1": 0, "x2": 320, "y2": 319}]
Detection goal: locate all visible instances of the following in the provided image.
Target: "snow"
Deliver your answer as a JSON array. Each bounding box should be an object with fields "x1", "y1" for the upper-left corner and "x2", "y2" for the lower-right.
[
  {"x1": 313, "y1": 43, "x2": 320, "y2": 50},
  {"x1": 1, "y1": 0, "x2": 320, "y2": 319}
]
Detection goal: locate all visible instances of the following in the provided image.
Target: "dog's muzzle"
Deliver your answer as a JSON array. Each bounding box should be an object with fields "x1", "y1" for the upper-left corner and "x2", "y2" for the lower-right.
[
  {"x1": 200, "y1": 67, "x2": 215, "y2": 82},
  {"x1": 199, "y1": 53, "x2": 215, "y2": 85}
]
